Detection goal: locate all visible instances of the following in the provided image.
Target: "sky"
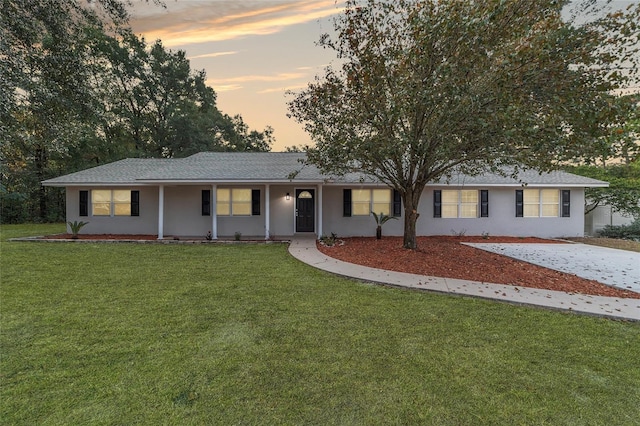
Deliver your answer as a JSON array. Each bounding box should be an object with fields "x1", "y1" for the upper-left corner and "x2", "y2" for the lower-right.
[
  {"x1": 126, "y1": 1, "x2": 638, "y2": 152},
  {"x1": 127, "y1": 0, "x2": 346, "y2": 151}
]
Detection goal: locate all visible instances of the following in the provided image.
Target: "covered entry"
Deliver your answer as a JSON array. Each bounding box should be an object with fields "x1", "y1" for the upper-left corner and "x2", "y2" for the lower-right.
[{"x1": 295, "y1": 189, "x2": 315, "y2": 232}]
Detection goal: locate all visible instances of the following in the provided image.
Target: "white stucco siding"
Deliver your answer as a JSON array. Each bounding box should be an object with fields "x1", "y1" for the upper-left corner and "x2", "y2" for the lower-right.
[
  {"x1": 268, "y1": 186, "x2": 296, "y2": 238},
  {"x1": 320, "y1": 186, "x2": 404, "y2": 237},
  {"x1": 321, "y1": 186, "x2": 586, "y2": 238},
  {"x1": 163, "y1": 186, "x2": 211, "y2": 237},
  {"x1": 65, "y1": 186, "x2": 159, "y2": 235},
  {"x1": 420, "y1": 187, "x2": 585, "y2": 238}
]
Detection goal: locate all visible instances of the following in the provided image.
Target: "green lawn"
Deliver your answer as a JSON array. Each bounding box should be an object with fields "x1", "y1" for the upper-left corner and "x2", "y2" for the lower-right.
[{"x1": 2, "y1": 224, "x2": 639, "y2": 425}]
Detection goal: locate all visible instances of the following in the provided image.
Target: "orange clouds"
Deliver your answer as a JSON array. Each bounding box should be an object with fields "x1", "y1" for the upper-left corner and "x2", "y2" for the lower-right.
[{"x1": 129, "y1": 0, "x2": 343, "y2": 47}]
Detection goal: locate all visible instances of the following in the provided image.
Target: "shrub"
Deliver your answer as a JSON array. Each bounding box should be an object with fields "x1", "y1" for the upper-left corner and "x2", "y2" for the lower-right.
[{"x1": 597, "y1": 219, "x2": 640, "y2": 241}]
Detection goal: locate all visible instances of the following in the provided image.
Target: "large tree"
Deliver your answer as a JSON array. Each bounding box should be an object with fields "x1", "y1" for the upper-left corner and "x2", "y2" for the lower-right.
[
  {"x1": 288, "y1": 0, "x2": 640, "y2": 249},
  {"x1": 1, "y1": 0, "x2": 274, "y2": 223}
]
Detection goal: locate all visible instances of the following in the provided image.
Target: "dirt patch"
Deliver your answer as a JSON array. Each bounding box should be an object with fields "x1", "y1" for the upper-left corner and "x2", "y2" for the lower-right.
[{"x1": 317, "y1": 236, "x2": 640, "y2": 299}]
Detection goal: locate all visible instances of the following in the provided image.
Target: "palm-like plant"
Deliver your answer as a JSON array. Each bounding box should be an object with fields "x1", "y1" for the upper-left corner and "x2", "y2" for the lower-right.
[
  {"x1": 67, "y1": 220, "x2": 89, "y2": 239},
  {"x1": 371, "y1": 211, "x2": 397, "y2": 239}
]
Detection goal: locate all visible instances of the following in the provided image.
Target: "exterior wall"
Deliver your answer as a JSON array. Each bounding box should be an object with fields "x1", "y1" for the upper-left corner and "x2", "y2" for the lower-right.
[
  {"x1": 320, "y1": 186, "x2": 586, "y2": 238},
  {"x1": 419, "y1": 187, "x2": 585, "y2": 238},
  {"x1": 65, "y1": 184, "x2": 587, "y2": 239},
  {"x1": 65, "y1": 186, "x2": 159, "y2": 235},
  {"x1": 269, "y1": 185, "x2": 296, "y2": 238},
  {"x1": 163, "y1": 186, "x2": 212, "y2": 237},
  {"x1": 584, "y1": 205, "x2": 635, "y2": 236},
  {"x1": 320, "y1": 186, "x2": 404, "y2": 237}
]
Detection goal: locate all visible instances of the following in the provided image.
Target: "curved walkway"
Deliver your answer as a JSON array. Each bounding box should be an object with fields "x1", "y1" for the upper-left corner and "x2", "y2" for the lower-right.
[{"x1": 288, "y1": 237, "x2": 640, "y2": 322}]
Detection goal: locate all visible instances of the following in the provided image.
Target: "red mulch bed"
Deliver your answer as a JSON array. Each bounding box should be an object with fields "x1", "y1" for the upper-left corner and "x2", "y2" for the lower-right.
[
  {"x1": 43, "y1": 234, "x2": 158, "y2": 240},
  {"x1": 317, "y1": 236, "x2": 640, "y2": 299}
]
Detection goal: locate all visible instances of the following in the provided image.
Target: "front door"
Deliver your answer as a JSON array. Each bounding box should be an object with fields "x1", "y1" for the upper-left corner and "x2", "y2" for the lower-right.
[{"x1": 295, "y1": 189, "x2": 315, "y2": 233}]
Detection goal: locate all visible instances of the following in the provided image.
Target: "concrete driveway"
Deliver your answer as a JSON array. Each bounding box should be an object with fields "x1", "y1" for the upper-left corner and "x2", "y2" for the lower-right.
[{"x1": 465, "y1": 243, "x2": 640, "y2": 293}]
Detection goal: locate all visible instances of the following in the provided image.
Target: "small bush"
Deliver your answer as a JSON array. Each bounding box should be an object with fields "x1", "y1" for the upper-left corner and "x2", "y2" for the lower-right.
[
  {"x1": 319, "y1": 233, "x2": 339, "y2": 247},
  {"x1": 597, "y1": 219, "x2": 640, "y2": 241}
]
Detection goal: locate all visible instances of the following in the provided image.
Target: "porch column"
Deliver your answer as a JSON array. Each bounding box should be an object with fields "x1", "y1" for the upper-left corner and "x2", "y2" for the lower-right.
[
  {"x1": 265, "y1": 184, "x2": 270, "y2": 240},
  {"x1": 157, "y1": 184, "x2": 164, "y2": 240},
  {"x1": 317, "y1": 184, "x2": 323, "y2": 238},
  {"x1": 211, "y1": 184, "x2": 218, "y2": 239}
]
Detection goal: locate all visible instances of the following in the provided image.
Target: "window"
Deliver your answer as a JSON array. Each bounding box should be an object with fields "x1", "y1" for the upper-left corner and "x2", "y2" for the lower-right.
[
  {"x1": 343, "y1": 189, "x2": 399, "y2": 217},
  {"x1": 216, "y1": 188, "x2": 260, "y2": 216},
  {"x1": 91, "y1": 190, "x2": 139, "y2": 217},
  {"x1": 79, "y1": 191, "x2": 88, "y2": 216},
  {"x1": 202, "y1": 190, "x2": 211, "y2": 216},
  {"x1": 434, "y1": 190, "x2": 487, "y2": 218},
  {"x1": 516, "y1": 189, "x2": 568, "y2": 217}
]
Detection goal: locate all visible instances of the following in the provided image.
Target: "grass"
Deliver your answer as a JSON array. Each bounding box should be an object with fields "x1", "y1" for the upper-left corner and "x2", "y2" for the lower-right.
[
  {"x1": 2, "y1": 224, "x2": 640, "y2": 425},
  {"x1": 568, "y1": 237, "x2": 640, "y2": 253}
]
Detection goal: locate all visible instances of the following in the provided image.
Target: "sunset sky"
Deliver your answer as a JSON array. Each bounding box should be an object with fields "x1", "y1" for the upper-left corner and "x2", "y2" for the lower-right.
[
  {"x1": 127, "y1": 1, "x2": 346, "y2": 151},
  {"x1": 126, "y1": 1, "x2": 638, "y2": 152}
]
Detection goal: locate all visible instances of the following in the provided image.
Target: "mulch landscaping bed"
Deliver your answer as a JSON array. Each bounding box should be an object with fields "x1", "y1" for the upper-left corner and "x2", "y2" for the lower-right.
[{"x1": 317, "y1": 236, "x2": 640, "y2": 299}]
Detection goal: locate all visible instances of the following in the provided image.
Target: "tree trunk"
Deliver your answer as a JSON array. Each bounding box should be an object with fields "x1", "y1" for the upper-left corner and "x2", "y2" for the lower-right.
[
  {"x1": 402, "y1": 189, "x2": 422, "y2": 249},
  {"x1": 403, "y1": 209, "x2": 419, "y2": 249},
  {"x1": 34, "y1": 144, "x2": 48, "y2": 221}
]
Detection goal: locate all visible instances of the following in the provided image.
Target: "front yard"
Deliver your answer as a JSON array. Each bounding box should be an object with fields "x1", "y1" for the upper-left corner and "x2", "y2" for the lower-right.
[{"x1": 1, "y1": 224, "x2": 639, "y2": 425}]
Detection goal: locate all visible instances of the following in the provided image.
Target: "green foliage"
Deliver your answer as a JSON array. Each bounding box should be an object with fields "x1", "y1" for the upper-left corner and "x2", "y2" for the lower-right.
[
  {"x1": 288, "y1": 0, "x2": 640, "y2": 248},
  {"x1": 569, "y1": 163, "x2": 640, "y2": 218},
  {"x1": 371, "y1": 211, "x2": 397, "y2": 226},
  {"x1": 319, "y1": 232, "x2": 339, "y2": 246},
  {"x1": 598, "y1": 219, "x2": 640, "y2": 241},
  {"x1": 2, "y1": 224, "x2": 640, "y2": 424},
  {"x1": 1, "y1": 1, "x2": 274, "y2": 223},
  {"x1": 66, "y1": 220, "x2": 89, "y2": 237}
]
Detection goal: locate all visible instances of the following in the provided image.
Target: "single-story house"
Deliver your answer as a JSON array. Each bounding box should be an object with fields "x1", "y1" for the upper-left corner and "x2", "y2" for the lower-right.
[{"x1": 42, "y1": 152, "x2": 609, "y2": 239}]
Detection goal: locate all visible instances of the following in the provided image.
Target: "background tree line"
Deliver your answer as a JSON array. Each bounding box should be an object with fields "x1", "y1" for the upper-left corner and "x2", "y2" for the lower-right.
[{"x1": 1, "y1": 0, "x2": 274, "y2": 223}]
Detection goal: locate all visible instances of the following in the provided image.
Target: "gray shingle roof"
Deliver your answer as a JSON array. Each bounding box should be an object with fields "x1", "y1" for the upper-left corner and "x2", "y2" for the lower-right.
[
  {"x1": 42, "y1": 152, "x2": 608, "y2": 187},
  {"x1": 432, "y1": 168, "x2": 608, "y2": 187},
  {"x1": 42, "y1": 158, "x2": 174, "y2": 185}
]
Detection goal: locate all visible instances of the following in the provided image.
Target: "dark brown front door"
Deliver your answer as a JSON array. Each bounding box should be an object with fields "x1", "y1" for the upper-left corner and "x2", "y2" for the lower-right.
[{"x1": 295, "y1": 189, "x2": 315, "y2": 232}]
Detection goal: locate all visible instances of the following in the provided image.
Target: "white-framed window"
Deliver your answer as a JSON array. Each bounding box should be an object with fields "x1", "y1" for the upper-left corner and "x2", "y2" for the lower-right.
[
  {"x1": 440, "y1": 190, "x2": 479, "y2": 218},
  {"x1": 216, "y1": 188, "x2": 253, "y2": 216},
  {"x1": 91, "y1": 189, "x2": 139, "y2": 216},
  {"x1": 522, "y1": 189, "x2": 559, "y2": 217},
  {"x1": 351, "y1": 188, "x2": 391, "y2": 216}
]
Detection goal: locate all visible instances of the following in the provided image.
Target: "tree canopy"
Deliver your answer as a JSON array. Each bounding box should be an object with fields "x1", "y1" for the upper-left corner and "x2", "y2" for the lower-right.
[
  {"x1": 1, "y1": 0, "x2": 274, "y2": 223},
  {"x1": 288, "y1": 0, "x2": 640, "y2": 248}
]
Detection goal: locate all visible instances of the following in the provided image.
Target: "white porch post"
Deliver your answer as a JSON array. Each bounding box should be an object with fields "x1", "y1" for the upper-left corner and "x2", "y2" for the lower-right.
[
  {"x1": 157, "y1": 185, "x2": 164, "y2": 240},
  {"x1": 317, "y1": 184, "x2": 323, "y2": 238},
  {"x1": 211, "y1": 184, "x2": 218, "y2": 239},
  {"x1": 265, "y1": 184, "x2": 270, "y2": 240}
]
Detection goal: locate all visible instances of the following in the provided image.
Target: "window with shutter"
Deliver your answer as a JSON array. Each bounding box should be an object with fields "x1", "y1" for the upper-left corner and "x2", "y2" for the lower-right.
[{"x1": 79, "y1": 191, "x2": 88, "y2": 217}]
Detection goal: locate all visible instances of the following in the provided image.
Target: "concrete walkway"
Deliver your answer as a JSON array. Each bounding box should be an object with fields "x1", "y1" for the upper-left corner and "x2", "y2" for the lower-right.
[{"x1": 288, "y1": 237, "x2": 640, "y2": 321}]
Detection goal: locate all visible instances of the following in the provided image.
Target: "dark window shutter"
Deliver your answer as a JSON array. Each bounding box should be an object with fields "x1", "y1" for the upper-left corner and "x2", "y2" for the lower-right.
[
  {"x1": 434, "y1": 190, "x2": 442, "y2": 218},
  {"x1": 131, "y1": 191, "x2": 140, "y2": 217},
  {"x1": 251, "y1": 189, "x2": 260, "y2": 216},
  {"x1": 79, "y1": 190, "x2": 88, "y2": 217},
  {"x1": 343, "y1": 189, "x2": 352, "y2": 217},
  {"x1": 480, "y1": 190, "x2": 489, "y2": 218},
  {"x1": 393, "y1": 190, "x2": 402, "y2": 217},
  {"x1": 515, "y1": 190, "x2": 523, "y2": 217},
  {"x1": 561, "y1": 190, "x2": 570, "y2": 217},
  {"x1": 202, "y1": 190, "x2": 211, "y2": 216}
]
